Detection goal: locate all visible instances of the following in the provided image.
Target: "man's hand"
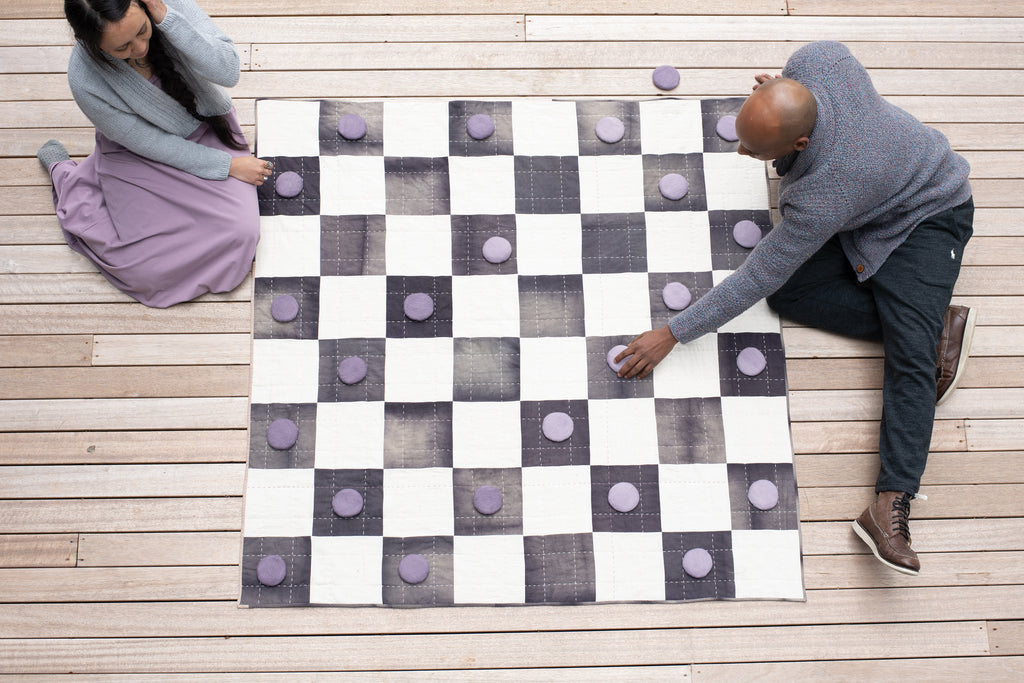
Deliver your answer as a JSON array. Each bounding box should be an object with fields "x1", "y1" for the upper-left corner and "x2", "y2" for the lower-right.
[
  {"x1": 752, "y1": 73, "x2": 781, "y2": 92},
  {"x1": 140, "y1": 0, "x2": 168, "y2": 23},
  {"x1": 615, "y1": 326, "x2": 677, "y2": 379}
]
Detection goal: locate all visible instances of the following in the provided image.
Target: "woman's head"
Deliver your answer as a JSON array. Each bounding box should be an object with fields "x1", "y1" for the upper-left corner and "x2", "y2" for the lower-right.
[{"x1": 65, "y1": 0, "x2": 153, "y2": 66}]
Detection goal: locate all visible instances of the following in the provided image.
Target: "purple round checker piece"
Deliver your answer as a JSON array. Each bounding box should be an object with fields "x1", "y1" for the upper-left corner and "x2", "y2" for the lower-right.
[
  {"x1": 606, "y1": 344, "x2": 631, "y2": 373},
  {"x1": 716, "y1": 114, "x2": 739, "y2": 142},
  {"x1": 274, "y1": 171, "x2": 303, "y2": 198},
  {"x1": 266, "y1": 418, "x2": 298, "y2": 450},
  {"x1": 270, "y1": 294, "x2": 299, "y2": 322},
  {"x1": 473, "y1": 485, "x2": 503, "y2": 515},
  {"x1": 467, "y1": 113, "x2": 496, "y2": 140},
  {"x1": 403, "y1": 292, "x2": 434, "y2": 321},
  {"x1": 337, "y1": 356, "x2": 368, "y2": 385},
  {"x1": 659, "y1": 173, "x2": 689, "y2": 201},
  {"x1": 682, "y1": 547, "x2": 714, "y2": 579},
  {"x1": 733, "y1": 220, "x2": 762, "y2": 248},
  {"x1": 541, "y1": 411, "x2": 574, "y2": 442},
  {"x1": 748, "y1": 479, "x2": 780, "y2": 511},
  {"x1": 256, "y1": 554, "x2": 287, "y2": 587},
  {"x1": 398, "y1": 553, "x2": 430, "y2": 584},
  {"x1": 662, "y1": 281, "x2": 692, "y2": 311},
  {"x1": 338, "y1": 113, "x2": 367, "y2": 141},
  {"x1": 736, "y1": 346, "x2": 767, "y2": 377},
  {"x1": 608, "y1": 481, "x2": 640, "y2": 513},
  {"x1": 332, "y1": 488, "x2": 364, "y2": 518},
  {"x1": 652, "y1": 64, "x2": 680, "y2": 91},
  {"x1": 482, "y1": 235, "x2": 512, "y2": 264},
  {"x1": 595, "y1": 116, "x2": 626, "y2": 144}
]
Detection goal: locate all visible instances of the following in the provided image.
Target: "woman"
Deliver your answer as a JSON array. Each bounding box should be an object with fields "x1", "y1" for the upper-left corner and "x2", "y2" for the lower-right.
[{"x1": 38, "y1": 0, "x2": 269, "y2": 307}]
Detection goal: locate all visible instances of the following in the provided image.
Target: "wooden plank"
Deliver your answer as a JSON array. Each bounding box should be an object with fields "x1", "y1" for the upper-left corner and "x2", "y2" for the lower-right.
[
  {"x1": 0, "y1": 534, "x2": 76, "y2": 568},
  {"x1": 963, "y1": 152, "x2": 1024, "y2": 180},
  {"x1": 0, "y1": 334, "x2": 91, "y2": 368},
  {"x1": 795, "y1": 451, "x2": 1024, "y2": 487},
  {"x1": 787, "y1": 0, "x2": 1024, "y2": 17},
  {"x1": 788, "y1": 388, "x2": 1024, "y2": 422},
  {"x1": 967, "y1": 419, "x2": 1024, "y2": 451},
  {"x1": 0, "y1": 464, "x2": 245, "y2": 499},
  {"x1": 0, "y1": 397, "x2": 249, "y2": 431},
  {"x1": 0, "y1": 244, "x2": 98, "y2": 272},
  {"x1": 0, "y1": 302, "x2": 253, "y2": 335},
  {"x1": 0, "y1": 498, "x2": 242, "y2": 533},
  {"x1": 693, "y1": 657, "x2": 1024, "y2": 682},
  {"x1": 963, "y1": 237, "x2": 1024, "y2": 265},
  {"x1": 786, "y1": 356, "x2": 1023, "y2": 391},
  {"x1": 92, "y1": 334, "x2": 251, "y2": 366},
  {"x1": 77, "y1": 532, "x2": 240, "y2": 567},
  {"x1": 782, "y1": 324, "x2": 1024, "y2": 359},
  {"x1": 973, "y1": 209, "x2": 1024, "y2": 237},
  {"x1": 0, "y1": 669, "x2": 696, "y2": 682},
  {"x1": 804, "y1": 551, "x2": 1024, "y2": 590},
  {"x1": 0, "y1": 566, "x2": 239, "y2": 603},
  {"x1": 791, "y1": 419, "x2": 966, "y2": 454},
  {"x1": 0, "y1": 215, "x2": 63, "y2": 245},
  {"x1": 800, "y1": 484, "x2": 1024, "y2": 521},
  {"x1": 989, "y1": 621, "x2": 1024, "y2": 656},
  {"x1": 0, "y1": 366, "x2": 250, "y2": 400},
  {"x1": 934, "y1": 124, "x2": 1024, "y2": 151},
  {"x1": 0, "y1": 430, "x2": 248, "y2": 465},
  {"x1": 972, "y1": 180, "x2": 1024, "y2": 208},
  {"x1": 801, "y1": 518, "x2": 1024, "y2": 555},
  {"x1": 0, "y1": 273, "x2": 254, "y2": 305}
]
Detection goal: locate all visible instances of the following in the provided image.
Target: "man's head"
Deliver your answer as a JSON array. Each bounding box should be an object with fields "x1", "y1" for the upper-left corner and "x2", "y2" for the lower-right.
[{"x1": 735, "y1": 78, "x2": 817, "y2": 161}]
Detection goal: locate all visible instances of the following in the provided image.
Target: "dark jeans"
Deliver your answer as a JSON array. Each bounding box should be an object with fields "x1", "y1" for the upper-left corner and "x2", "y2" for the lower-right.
[{"x1": 767, "y1": 199, "x2": 974, "y2": 495}]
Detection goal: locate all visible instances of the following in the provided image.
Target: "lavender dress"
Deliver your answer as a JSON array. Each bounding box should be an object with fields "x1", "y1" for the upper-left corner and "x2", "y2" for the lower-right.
[{"x1": 48, "y1": 90, "x2": 259, "y2": 308}]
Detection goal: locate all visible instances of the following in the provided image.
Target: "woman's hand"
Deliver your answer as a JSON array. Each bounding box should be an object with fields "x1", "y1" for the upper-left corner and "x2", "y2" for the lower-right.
[
  {"x1": 615, "y1": 326, "x2": 677, "y2": 379},
  {"x1": 752, "y1": 73, "x2": 781, "y2": 92},
  {"x1": 229, "y1": 156, "x2": 274, "y2": 186},
  {"x1": 139, "y1": 0, "x2": 168, "y2": 23}
]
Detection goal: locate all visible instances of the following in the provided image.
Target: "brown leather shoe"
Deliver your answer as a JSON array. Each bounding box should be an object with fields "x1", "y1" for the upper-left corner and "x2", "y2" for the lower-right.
[
  {"x1": 936, "y1": 304, "x2": 977, "y2": 406},
  {"x1": 852, "y1": 491, "x2": 921, "y2": 576}
]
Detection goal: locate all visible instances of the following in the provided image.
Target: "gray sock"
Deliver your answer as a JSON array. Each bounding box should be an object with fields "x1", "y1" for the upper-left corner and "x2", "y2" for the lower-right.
[{"x1": 37, "y1": 139, "x2": 70, "y2": 170}]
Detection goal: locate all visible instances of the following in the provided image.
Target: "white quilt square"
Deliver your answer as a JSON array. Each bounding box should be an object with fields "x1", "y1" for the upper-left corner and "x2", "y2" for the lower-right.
[
  {"x1": 243, "y1": 468, "x2": 315, "y2": 537},
  {"x1": 582, "y1": 272, "x2": 653, "y2": 336},
  {"x1": 382, "y1": 100, "x2": 450, "y2": 158},
  {"x1": 313, "y1": 402, "x2": 385, "y2": 469},
  {"x1": 256, "y1": 99, "x2": 321, "y2": 158},
  {"x1": 658, "y1": 463, "x2": 733, "y2": 532},
  {"x1": 587, "y1": 398, "x2": 659, "y2": 466},
  {"x1": 384, "y1": 215, "x2": 453, "y2": 276},
  {"x1": 452, "y1": 274, "x2": 520, "y2": 338},
  {"x1": 521, "y1": 465, "x2": 593, "y2": 535},
  {"x1": 449, "y1": 156, "x2": 516, "y2": 215},
  {"x1": 318, "y1": 275, "x2": 387, "y2": 339},
  {"x1": 717, "y1": 296, "x2": 783, "y2": 334},
  {"x1": 721, "y1": 396, "x2": 794, "y2": 464},
  {"x1": 652, "y1": 333, "x2": 721, "y2": 399},
  {"x1": 703, "y1": 153, "x2": 771, "y2": 211},
  {"x1": 319, "y1": 156, "x2": 386, "y2": 216},
  {"x1": 639, "y1": 99, "x2": 704, "y2": 154},
  {"x1": 578, "y1": 155, "x2": 646, "y2": 215},
  {"x1": 452, "y1": 401, "x2": 523, "y2": 468},
  {"x1": 384, "y1": 338, "x2": 454, "y2": 403},
  {"x1": 593, "y1": 532, "x2": 667, "y2": 602},
  {"x1": 382, "y1": 468, "x2": 454, "y2": 537},
  {"x1": 732, "y1": 530, "x2": 805, "y2": 599},
  {"x1": 254, "y1": 215, "x2": 322, "y2": 278},
  {"x1": 519, "y1": 336, "x2": 589, "y2": 401},
  {"x1": 515, "y1": 214, "x2": 583, "y2": 276},
  {"x1": 511, "y1": 100, "x2": 580, "y2": 156},
  {"x1": 645, "y1": 211, "x2": 714, "y2": 273},
  {"x1": 251, "y1": 339, "x2": 320, "y2": 404},
  {"x1": 454, "y1": 535, "x2": 526, "y2": 604},
  {"x1": 310, "y1": 536, "x2": 384, "y2": 605}
]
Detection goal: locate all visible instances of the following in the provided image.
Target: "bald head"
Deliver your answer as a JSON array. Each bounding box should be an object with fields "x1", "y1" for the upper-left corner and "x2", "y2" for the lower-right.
[{"x1": 735, "y1": 78, "x2": 817, "y2": 161}]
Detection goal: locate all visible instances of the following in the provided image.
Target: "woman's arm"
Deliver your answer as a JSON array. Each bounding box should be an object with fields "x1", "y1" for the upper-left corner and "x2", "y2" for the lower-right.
[{"x1": 143, "y1": 0, "x2": 240, "y2": 88}]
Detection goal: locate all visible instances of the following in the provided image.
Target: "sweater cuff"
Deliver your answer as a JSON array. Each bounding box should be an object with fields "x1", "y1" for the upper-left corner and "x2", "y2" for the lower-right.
[{"x1": 212, "y1": 150, "x2": 233, "y2": 181}]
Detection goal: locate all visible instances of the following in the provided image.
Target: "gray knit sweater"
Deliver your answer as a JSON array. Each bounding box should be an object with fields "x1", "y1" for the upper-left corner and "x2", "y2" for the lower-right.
[
  {"x1": 668, "y1": 41, "x2": 972, "y2": 344},
  {"x1": 67, "y1": 0, "x2": 241, "y2": 180}
]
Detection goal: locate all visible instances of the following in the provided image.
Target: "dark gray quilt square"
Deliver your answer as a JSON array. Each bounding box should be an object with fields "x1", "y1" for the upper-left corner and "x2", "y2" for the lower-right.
[
  {"x1": 386, "y1": 276, "x2": 453, "y2": 338},
  {"x1": 240, "y1": 536, "x2": 312, "y2": 607},
  {"x1": 249, "y1": 403, "x2": 317, "y2": 469},
  {"x1": 590, "y1": 465, "x2": 661, "y2": 533},
  {"x1": 453, "y1": 467, "x2": 524, "y2": 535},
  {"x1": 709, "y1": 209, "x2": 774, "y2": 271},
  {"x1": 451, "y1": 214, "x2": 517, "y2": 275},
  {"x1": 524, "y1": 533, "x2": 596, "y2": 604},
  {"x1": 320, "y1": 215, "x2": 386, "y2": 276},
  {"x1": 514, "y1": 156, "x2": 581, "y2": 214},
  {"x1": 257, "y1": 156, "x2": 320, "y2": 216},
  {"x1": 382, "y1": 536, "x2": 455, "y2": 606},
  {"x1": 718, "y1": 332, "x2": 787, "y2": 397},
  {"x1": 642, "y1": 153, "x2": 707, "y2": 212},
  {"x1": 663, "y1": 531, "x2": 735, "y2": 600},
  {"x1": 586, "y1": 335, "x2": 655, "y2": 400},
  {"x1": 317, "y1": 338, "x2": 386, "y2": 402},
  {"x1": 384, "y1": 157, "x2": 450, "y2": 215},
  {"x1": 449, "y1": 100, "x2": 514, "y2": 157},
  {"x1": 518, "y1": 274, "x2": 585, "y2": 338},
  {"x1": 575, "y1": 100, "x2": 641, "y2": 156},
  {"x1": 318, "y1": 100, "x2": 384, "y2": 156},
  {"x1": 520, "y1": 399, "x2": 591, "y2": 467},
  {"x1": 701, "y1": 97, "x2": 745, "y2": 153},
  {"x1": 728, "y1": 463, "x2": 799, "y2": 531},
  {"x1": 647, "y1": 271, "x2": 715, "y2": 330},
  {"x1": 655, "y1": 397, "x2": 727, "y2": 464},
  {"x1": 312, "y1": 468, "x2": 384, "y2": 536},
  {"x1": 383, "y1": 402, "x2": 453, "y2": 468},
  {"x1": 581, "y1": 213, "x2": 648, "y2": 274},
  {"x1": 254, "y1": 277, "x2": 320, "y2": 340},
  {"x1": 453, "y1": 337, "x2": 520, "y2": 402}
]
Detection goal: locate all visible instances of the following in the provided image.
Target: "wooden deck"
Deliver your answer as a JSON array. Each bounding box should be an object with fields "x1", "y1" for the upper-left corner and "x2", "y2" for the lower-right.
[{"x1": 2, "y1": 0, "x2": 1023, "y2": 677}]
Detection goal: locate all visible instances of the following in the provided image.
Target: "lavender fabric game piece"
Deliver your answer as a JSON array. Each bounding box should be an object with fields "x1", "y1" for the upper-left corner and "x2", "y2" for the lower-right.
[
  {"x1": 541, "y1": 411, "x2": 574, "y2": 442},
  {"x1": 332, "y1": 488, "x2": 364, "y2": 518},
  {"x1": 398, "y1": 554, "x2": 430, "y2": 584},
  {"x1": 473, "y1": 485, "x2": 503, "y2": 515},
  {"x1": 658, "y1": 173, "x2": 689, "y2": 201},
  {"x1": 662, "y1": 281, "x2": 692, "y2": 311},
  {"x1": 595, "y1": 116, "x2": 626, "y2": 144},
  {"x1": 270, "y1": 294, "x2": 299, "y2": 322},
  {"x1": 337, "y1": 113, "x2": 367, "y2": 140},
  {"x1": 274, "y1": 171, "x2": 303, "y2": 198},
  {"x1": 608, "y1": 481, "x2": 640, "y2": 513},
  {"x1": 403, "y1": 292, "x2": 434, "y2": 321},
  {"x1": 733, "y1": 219, "x2": 762, "y2": 248},
  {"x1": 266, "y1": 418, "x2": 299, "y2": 450},
  {"x1": 748, "y1": 479, "x2": 780, "y2": 511},
  {"x1": 652, "y1": 64, "x2": 680, "y2": 91},
  {"x1": 682, "y1": 548, "x2": 714, "y2": 579},
  {"x1": 467, "y1": 113, "x2": 496, "y2": 140},
  {"x1": 716, "y1": 114, "x2": 739, "y2": 142},
  {"x1": 482, "y1": 235, "x2": 512, "y2": 264},
  {"x1": 736, "y1": 346, "x2": 767, "y2": 377},
  {"x1": 606, "y1": 344, "x2": 631, "y2": 373},
  {"x1": 256, "y1": 554, "x2": 287, "y2": 587},
  {"x1": 337, "y1": 356, "x2": 368, "y2": 385}
]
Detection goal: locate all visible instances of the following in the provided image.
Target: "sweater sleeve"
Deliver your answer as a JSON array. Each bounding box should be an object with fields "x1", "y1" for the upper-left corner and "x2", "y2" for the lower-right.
[{"x1": 155, "y1": 0, "x2": 240, "y2": 88}]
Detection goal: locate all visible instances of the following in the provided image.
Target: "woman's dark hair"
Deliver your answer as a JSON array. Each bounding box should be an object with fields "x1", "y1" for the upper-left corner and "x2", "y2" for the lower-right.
[{"x1": 64, "y1": 0, "x2": 247, "y2": 151}]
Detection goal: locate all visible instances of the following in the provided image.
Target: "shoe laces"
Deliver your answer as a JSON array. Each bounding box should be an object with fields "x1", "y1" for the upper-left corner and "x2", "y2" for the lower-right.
[{"x1": 890, "y1": 493, "x2": 913, "y2": 542}]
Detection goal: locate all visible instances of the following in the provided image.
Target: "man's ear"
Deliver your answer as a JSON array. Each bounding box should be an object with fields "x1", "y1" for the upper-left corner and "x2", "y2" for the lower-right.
[{"x1": 793, "y1": 136, "x2": 810, "y2": 152}]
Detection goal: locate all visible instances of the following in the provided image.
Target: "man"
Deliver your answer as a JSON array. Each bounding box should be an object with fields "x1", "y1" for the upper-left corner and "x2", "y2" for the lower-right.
[{"x1": 616, "y1": 41, "x2": 976, "y2": 575}]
